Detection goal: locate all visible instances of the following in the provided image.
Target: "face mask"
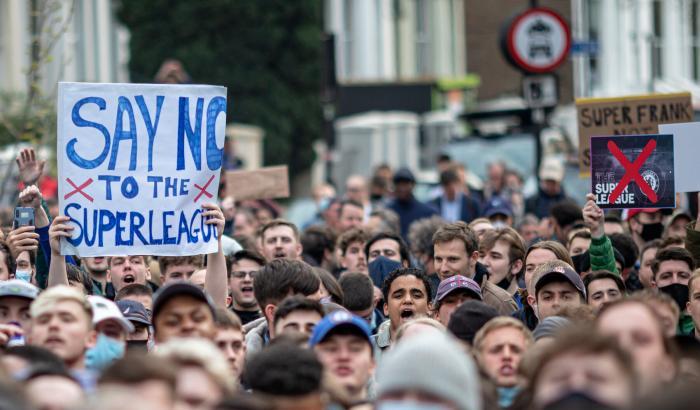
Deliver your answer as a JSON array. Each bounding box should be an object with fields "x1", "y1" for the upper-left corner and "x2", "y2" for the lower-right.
[
  {"x1": 497, "y1": 386, "x2": 521, "y2": 408},
  {"x1": 570, "y1": 252, "x2": 589, "y2": 274},
  {"x1": 126, "y1": 339, "x2": 149, "y2": 352},
  {"x1": 14, "y1": 270, "x2": 31, "y2": 283},
  {"x1": 659, "y1": 283, "x2": 689, "y2": 311},
  {"x1": 541, "y1": 391, "x2": 614, "y2": 410},
  {"x1": 640, "y1": 222, "x2": 664, "y2": 241},
  {"x1": 86, "y1": 333, "x2": 125, "y2": 371},
  {"x1": 377, "y1": 401, "x2": 451, "y2": 410}
]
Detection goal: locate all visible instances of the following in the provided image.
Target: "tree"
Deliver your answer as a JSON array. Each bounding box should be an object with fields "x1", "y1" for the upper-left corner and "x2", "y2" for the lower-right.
[{"x1": 116, "y1": 0, "x2": 322, "y2": 179}]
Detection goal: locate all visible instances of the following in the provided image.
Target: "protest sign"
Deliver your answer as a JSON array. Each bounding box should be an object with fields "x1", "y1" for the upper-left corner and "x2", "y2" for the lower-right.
[
  {"x1": 659, "y1": 122, "x2": 700, "y2": 193},
  {"x1": 226, "y1": 166, "x2": 290, "y2": 201},
  {"x1": 57, "y1": 82, "x2": 227, "y2": 256},
  {"x1": 576, "y1": 92, "x2": 692, "y2": 176},
  {"x1": 590, "y1": 134, "x2": 675, "y2": 209}
]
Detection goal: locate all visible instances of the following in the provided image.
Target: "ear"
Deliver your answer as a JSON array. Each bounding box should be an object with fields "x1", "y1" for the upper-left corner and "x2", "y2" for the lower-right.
[
  {"x1": 85, "y1": 329, "x2": 98, "y2": 349},
  {"x1": 383, "y1": 301, "x2": 389, "y2": 317},
  {"x1": 687, "y1": 300, "x2": 692, "y2": 312},
  {"x1": 264, "y1": 304, "x2": 276, "y2": 324},
  {"x1": 145, "y1": 265, "x2": 152, "y2": 281},
  {"x1": 296, "y1": 243, "x2": 303, "y2": 258},
  {"x1": 265, "y1": 304, "x2": 277, "y2": 337},
  {"x1": 510, "y1": 260, "x2": 523, "y2": 276},
  {"x1": 527, "y1": 294, "x2": 536, "y2": 309},
  {"x1": 106, "y1": 270, "x2": 112, "y2": 283},
  {"x1": 225, "y1": 295, "x2": 232, "y2": 308},
  {"x1": 469, "y1": 251, "x2": 479, "y2": 263}
]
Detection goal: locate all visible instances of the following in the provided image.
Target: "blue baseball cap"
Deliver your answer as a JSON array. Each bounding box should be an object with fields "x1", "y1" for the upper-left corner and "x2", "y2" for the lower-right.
[{"x1": 309, "y1": 311, "x2": 373, "y2": 348}]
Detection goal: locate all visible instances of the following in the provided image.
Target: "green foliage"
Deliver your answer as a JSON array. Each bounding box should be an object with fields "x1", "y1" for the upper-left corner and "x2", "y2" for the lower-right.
[{"x1": 116, "y1": 0, "x2": 322, "y2": 176}]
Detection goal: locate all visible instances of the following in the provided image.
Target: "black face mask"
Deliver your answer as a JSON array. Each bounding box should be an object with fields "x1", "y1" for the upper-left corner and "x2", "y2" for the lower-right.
[
  {"x1": 542, "y1": 391, "x2": 615, "y2": 410},
  {"x1": 570, "y1": 251, "x2": 590, "y2": 275},
  {"x1": 640, "y1": 222, "x2": 664, "y2": 242},
  {"x1": 659, "y1": 283, "x2": 689, "y2": 311},
  {"x1": 126, "y1": 340, "x2": 149, "y2": 351}
]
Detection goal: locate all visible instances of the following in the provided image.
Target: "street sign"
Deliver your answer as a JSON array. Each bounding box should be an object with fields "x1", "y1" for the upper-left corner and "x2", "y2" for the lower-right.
[
  {"x1": 523, "y1": 75, "x2": 558, "y2": 108},
  {"x1": 570, "y1": 40, "x2": 599, "y2": 55},
  {"x1": 501, "y1": 7, "x2": 571, "y2": 74}
]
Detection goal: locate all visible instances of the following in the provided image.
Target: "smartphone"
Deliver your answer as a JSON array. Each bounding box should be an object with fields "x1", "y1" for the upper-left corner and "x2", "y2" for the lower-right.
[{"x1": 14, "y1": 207, "x2": 35, "y2": 228}]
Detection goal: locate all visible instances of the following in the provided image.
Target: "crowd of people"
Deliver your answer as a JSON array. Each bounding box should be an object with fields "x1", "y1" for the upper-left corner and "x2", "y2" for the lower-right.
[{"x1": 0, "y1": 147, "x2": 698, "y2": 410}]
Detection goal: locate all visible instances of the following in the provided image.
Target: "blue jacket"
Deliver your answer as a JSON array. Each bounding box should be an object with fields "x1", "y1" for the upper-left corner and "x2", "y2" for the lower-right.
[
  {"x1": 429, "y1": 194, "x2": 482, "y2": 223},
  {"x1": 387, "y1": 195, "x2": 438, "y2": 239}
]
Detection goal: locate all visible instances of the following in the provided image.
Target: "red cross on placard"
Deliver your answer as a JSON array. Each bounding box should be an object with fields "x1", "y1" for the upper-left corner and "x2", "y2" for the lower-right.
[
  {"x1": 607, "y1": 139, "x2": 658, "y2": 205},
  {"x1": 64, "y1": 178, "x2": 94, "y2": 202},
  {"x1": 193, "y1": 174, "x2": 216, "y2": 203}
]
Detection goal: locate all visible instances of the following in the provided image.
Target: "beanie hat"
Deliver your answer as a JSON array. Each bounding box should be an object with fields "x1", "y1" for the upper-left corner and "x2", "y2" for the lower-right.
[
  {"x1": 447, "y1": 300, "x2": 499, "y2": 345},
  {"x1": 376, "y1": 332, "x2": 482, "y2": 410},
  {"x1": 532, "y1": 316, "x2": 571, "y2": 341}
]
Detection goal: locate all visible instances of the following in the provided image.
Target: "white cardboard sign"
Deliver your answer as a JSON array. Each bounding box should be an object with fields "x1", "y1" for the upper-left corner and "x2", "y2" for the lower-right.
[{"x1": 57, "y1": 82, "x2": 227, "y2": 256}]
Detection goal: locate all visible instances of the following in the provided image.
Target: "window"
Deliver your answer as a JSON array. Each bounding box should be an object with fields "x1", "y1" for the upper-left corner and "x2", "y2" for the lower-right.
[
  {"x1": 691, "y1": 0, "x2": 700, "y2": 81},
  {"x1": 415, "y1": 0, "x2": 431, "y2": 76},
  {"x1": 651, "y1": 0, "x2": 663, "y2": 79}
]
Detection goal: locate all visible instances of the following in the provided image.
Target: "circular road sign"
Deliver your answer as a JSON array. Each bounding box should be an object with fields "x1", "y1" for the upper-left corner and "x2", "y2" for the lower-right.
[{"x1": 503, "y1": 7, "x2": 571, "y2": 73}]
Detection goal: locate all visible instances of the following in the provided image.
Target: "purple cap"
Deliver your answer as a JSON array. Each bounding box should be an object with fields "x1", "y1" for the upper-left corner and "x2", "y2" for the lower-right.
[
  {"x1": 534, "y1": 264, "x2": 586, "y2": 299},
  {"x1": 435, "y1": 275, "x2": 482, "y2": 303}
]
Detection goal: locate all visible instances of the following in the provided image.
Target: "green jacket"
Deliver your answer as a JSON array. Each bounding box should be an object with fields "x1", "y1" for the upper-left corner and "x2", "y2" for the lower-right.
[{"x1": 589, "y1": 235, "x2": 619, "y2": 274}]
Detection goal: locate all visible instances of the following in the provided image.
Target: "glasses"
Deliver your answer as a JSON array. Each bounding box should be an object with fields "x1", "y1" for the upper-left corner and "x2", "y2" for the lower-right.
[{"x1": 231, "y1": 270, "x2": 258, "y2": 279}]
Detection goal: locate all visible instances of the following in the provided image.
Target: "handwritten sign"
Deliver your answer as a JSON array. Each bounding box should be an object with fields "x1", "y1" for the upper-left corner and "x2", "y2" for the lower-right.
[
  {"x1": 226, "y1": 166, "x2": 290, "y2": 201},
  {"x1": 576, "y1": 92, "x2": 691, "y2": 176},
  {"x1": 57, "y1": 82, "x2": 227, "y2": 256},
  {"x1": 590, "y1": 134, "x2": 675, "y2": 209}
]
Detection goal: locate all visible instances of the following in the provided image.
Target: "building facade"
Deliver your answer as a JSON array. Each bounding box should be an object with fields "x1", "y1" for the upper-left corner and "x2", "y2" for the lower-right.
[{"x1": 0, "y1": 0, "x2": 129, "y2": 96}]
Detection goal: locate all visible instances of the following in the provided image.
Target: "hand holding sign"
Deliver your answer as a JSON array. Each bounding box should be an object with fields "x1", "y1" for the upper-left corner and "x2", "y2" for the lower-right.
[
  {"x1": 583, "y1": 193, "x2": 604, "y2": 239},
  {"x1": 201, "y1": 203, "x2": 225, "y2": 242}
]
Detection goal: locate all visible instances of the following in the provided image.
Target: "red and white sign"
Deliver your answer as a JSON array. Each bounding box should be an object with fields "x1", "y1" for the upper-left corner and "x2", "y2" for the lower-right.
[{"x1": 505, "y1": 8, "x2": 571, "y2": 73}]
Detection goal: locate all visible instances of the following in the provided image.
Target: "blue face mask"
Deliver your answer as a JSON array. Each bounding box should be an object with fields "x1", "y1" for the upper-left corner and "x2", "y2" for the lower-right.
[
  {"x1": 15, "y1": 270, "x2": 31, "y2": 283},
  {"x1": 85, "y1": 333, "x2": 125, "y2": 371},
  {"x1": 497, "y1": 386, "x2": 521, "y2": 408},
  {"x1": 377, "y1": 401, "x2": 451, "y2": 410}
]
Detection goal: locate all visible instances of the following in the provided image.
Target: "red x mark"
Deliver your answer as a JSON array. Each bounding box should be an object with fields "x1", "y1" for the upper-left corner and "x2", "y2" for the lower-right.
[
  {"x1": 64, "y1": 178, "x2": 94, "y2": 202},
  {"x1": 607, "y1": 139, "x2": 657, "y2": 205},
  {"x1": 194, "y1": 174, "x2": 216, "y2": 203}
]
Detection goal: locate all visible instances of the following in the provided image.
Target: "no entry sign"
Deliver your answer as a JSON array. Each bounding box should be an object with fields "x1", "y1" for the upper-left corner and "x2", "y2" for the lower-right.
[
  {"x1": 590, "y1": 134, "x2": 675, "y2": 209},
  {"x1": 501, "y1": 7, "x2": 571, "y2": 73}
]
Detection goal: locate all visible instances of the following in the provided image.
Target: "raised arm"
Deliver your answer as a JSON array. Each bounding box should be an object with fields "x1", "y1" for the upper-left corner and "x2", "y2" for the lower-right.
[
  {"x1": 583, "y1": 193, "x2": 618, "y2": 274},
  {"x1": 202, "y1": 203, "x2": 228, "y2": 308},
  {"x1": 47, "y1": 216, "x2": 73, "y2": 287}
]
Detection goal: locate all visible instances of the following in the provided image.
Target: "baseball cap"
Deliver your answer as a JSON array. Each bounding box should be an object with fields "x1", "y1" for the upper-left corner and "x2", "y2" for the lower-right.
[
  {"x1": 309, "y1": 310, "x2": 373, "y2": 348},
  {"x1": 539, "y1": 157, "x2": 565, "y2": 182},
  {"x1": 534, "y1": 264, "x2": 586, "y2": 299},
  {"x1": 393, "y1": 168, "x2": 416, "y2": 184},
  {"x1": 435, "y1": 275, "x2": 482, "y2": 304},
  {"x1": 668, "y1": 210, "x2": 692, "y2": 226},
  {"x1": 483, "y1": 196, "x2": 513, "y2": 219},
  {"x1": 152, "y1": 282, "x2": 216, "y2": 323},
  {"x1": 89, "y1": 295, "x2": 135, "y2": 333},
  {"x1": 116, "y1": 300, "x2": 151, "y2": 326},
  {"x1": 626, "y1": 208, "x2": 659, "y2": 221},
  {"x1": 0, "y1": 280, "x2": 39, "y2": 300}
]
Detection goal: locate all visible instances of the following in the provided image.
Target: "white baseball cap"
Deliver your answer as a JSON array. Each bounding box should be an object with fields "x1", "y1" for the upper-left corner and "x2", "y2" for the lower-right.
[{"x1": 88, "y1": 295, "x2": 134, "y2": 334}]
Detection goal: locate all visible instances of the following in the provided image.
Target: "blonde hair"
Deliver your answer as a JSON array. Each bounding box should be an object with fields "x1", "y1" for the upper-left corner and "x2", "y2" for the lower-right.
[
  {"x1": 687, "y1": 269, "x2": 700, "y2": 295},
  {"x1": 31, "y1": 285, "x2": 92, "y2": 325},
  {"x1": 154, "y1": 338, "x2": 235, "y2": 393},
  {"x1": 395, "y1": 317, "x2": 446, "y2": 342},
  {"x1": 473, "y1": 316, "x2": 533, "y2": 356}
]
